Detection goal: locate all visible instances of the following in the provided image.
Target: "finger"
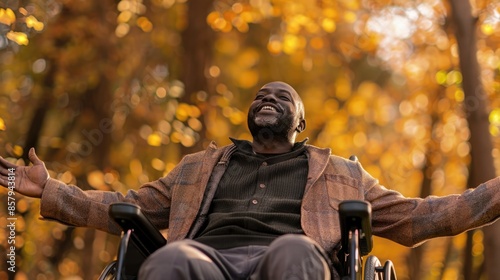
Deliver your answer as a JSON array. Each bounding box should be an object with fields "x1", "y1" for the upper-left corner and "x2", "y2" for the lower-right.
[
  {"x1": 0, "y1": 174, "x2": 14, "y2": 188},
  {"x1": 0, "y1": 157, "x2": 16, "y2": 177},
  {"x1": 28, "y1": 148, "x2": 43, "y2": 165},
  {"x1": 0, "y1": 156, "x2": 16, "y2": 169},
  {"x1": 0, "y1": 177, "x2": 9, "y2": 188},
  {"x1": 0, "y1": 168, "x2": 9, "y2": 176}
]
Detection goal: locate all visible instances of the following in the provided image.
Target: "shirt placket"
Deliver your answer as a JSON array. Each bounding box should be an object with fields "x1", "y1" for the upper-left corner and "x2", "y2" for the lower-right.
[{"x1": 249, "y1": 160, "x2": 269, "y2": 208}]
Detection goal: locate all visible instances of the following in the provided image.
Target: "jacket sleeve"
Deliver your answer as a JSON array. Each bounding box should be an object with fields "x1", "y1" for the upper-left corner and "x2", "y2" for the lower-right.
[
  {"x1": 362, "y1": 165, "x2": 500, "y2": 247},
  {"x1": 39, "y1": 156, "x2": 190, "y2": 235}
]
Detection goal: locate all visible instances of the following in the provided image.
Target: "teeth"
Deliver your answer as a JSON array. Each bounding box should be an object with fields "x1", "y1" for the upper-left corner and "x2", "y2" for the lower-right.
[{"x1": 260, "y1": 106, "x2": 276, "y2": 112}]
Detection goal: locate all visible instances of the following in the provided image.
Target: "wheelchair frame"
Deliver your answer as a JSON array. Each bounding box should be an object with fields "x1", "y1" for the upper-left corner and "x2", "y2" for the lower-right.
[
  {"x1": 98, "y1": 200, "x2": 397, "y2": 280},
  {"x1": 338, "y1": 200, "x2": 397, "y2": 280}
]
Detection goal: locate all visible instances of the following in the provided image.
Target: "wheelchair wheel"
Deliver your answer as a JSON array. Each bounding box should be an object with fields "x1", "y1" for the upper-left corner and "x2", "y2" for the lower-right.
[
  {"x1": 363, "y1": 255, "x2": 382, "y2": 280},
  {"x1": 380, "y1": 260, "x2": 397, "y2": 280},
  {"x1": 98, "y1": 260, "x2": 117, "y2": 280}
]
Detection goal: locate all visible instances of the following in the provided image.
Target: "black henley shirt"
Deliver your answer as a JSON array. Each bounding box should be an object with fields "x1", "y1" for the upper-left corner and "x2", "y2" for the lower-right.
[{"x1": 194, "y1": 138, "x2": 309, "y2": 249}]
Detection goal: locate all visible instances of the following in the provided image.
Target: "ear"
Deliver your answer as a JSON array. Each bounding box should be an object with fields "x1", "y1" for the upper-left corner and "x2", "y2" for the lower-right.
[{"x1": 296, "y1": 119, "x2": 306, "y2": 133}]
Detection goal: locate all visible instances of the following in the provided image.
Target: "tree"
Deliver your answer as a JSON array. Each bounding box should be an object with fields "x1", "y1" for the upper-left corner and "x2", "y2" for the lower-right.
[
  {"x1": 1, "y1": 0, "x2": 500, "y2": 279},
  {"x1": 449, "y1": 0, "x2": 498, "y2": 278}
]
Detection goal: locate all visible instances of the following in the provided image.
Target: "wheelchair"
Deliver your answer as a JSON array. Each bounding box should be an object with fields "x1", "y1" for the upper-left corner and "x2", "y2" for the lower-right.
[
  {"x1": 337, "y1": 200, "x2": 397, "y2": 280},
  {"x1": 98, "y1": 200, "x2": 397, "y2": 280}
]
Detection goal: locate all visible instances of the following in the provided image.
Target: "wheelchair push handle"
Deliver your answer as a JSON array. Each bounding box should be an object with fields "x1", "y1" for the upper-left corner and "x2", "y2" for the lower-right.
[
  {"x1": 339, "y1": 200, "x2": 373, "y2": 256},
  {"x1": 109, "y1": 202, "x2": 167, "y2": 256}
]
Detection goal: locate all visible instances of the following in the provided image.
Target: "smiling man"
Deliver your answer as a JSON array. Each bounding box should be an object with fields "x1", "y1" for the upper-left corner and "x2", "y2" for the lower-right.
[
  {"x1": 248, "y1": 82, "x2": 306, "y2": 154},
  {"x1": 2, "y1": 81, "x2": 500, "y2": 280}
]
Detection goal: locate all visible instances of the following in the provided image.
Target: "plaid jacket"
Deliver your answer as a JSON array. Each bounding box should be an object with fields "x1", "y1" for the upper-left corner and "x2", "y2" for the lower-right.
[{"x1": 40, "y1": 141, "x2": 500, "y2": 254}]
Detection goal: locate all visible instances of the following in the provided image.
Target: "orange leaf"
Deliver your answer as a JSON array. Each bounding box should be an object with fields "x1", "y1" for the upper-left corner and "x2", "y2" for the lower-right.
[
  {"x1": 6, "y1": 31, "x2": 29, "y2": 45},
  {"x1": 0, "y1": 8, "x2": 15, "y2": 25}
]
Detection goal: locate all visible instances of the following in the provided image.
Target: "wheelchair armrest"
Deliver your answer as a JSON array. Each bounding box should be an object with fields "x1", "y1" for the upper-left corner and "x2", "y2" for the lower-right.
[
  {"x1": 339, "y1": 200, "x2": 373, "y2": 256},
  {"x1": 109, "y1": 203, "x2": 167, "y2": 257}
]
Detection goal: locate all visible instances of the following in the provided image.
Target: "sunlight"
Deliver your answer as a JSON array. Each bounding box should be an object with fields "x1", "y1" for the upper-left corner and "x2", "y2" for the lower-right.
[
  {"x1": 364, "y1": 3, "x2": 445, "y2": 70},
  {"x1": 366, "y1": 7, "x2": 416, "y2": 40},
  {"x1": 481, "y1": 3, "x2": 500, "y2": 35}
]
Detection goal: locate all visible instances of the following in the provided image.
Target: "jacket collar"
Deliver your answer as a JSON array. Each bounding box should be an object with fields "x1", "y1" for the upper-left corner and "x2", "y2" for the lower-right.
[{"x1": 304, "y1": 145, "x2": 332, "y2": 193}]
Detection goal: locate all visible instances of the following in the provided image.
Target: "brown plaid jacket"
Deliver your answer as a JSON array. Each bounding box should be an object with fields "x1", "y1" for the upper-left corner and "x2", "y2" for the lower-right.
[{"x1": 40, "y1": 141, "x2": 500, "y2": 254}]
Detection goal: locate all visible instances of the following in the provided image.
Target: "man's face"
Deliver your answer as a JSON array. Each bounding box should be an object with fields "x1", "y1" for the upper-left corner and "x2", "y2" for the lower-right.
[{"x1": 247, "y1": 81, "x2": 305, "y2": 141}]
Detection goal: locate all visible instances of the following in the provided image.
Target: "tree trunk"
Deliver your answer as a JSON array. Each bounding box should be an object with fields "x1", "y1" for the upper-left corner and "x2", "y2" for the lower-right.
[
  {"x1": 407, "y1": 112, "x2": 438, "y2": 279},
  {"x1": 21, "y1": 63, "x2": 55, "y2": 164},
  {"x1": 448, "y1": 0, "x2": 498, "y2": 279},
  {"x1": 180, "y1": 0, "x2": 215, "y2": 152}
]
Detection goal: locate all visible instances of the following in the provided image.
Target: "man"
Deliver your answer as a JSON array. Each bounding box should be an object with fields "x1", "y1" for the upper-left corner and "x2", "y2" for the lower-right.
[{"x1": 1, "y1": 81, "x2": 500, "y2": 279}]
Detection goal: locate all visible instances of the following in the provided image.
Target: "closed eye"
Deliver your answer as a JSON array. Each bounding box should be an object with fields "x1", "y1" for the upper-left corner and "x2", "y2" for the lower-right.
[
  {"x1": 255, "y1": 94, "x2": 264, "y2": 100},
  {"x1": 279, "y1": 95, "x2": 291, "y2": 101}
]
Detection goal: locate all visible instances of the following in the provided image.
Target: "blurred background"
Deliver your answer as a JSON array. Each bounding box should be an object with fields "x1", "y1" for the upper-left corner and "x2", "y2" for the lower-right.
[{"x1": 0, "y1": 0, "x2": 499, "y2": 279}]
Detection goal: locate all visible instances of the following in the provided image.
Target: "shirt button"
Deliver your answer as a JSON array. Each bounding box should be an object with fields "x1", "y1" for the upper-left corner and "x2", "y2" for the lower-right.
[
  {"x1": 259, "y1": 184, "x2": 266, "y2": 189},
  {"x1": 261, "y1": 162, "x2": 267, "y2": 166},
  {"x1": 252, "y1": 199, "x2": 258, "y2": 205}
]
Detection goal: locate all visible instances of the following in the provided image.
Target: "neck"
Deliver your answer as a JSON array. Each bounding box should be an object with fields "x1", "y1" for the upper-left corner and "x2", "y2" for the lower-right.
[{"x1": 251, "y1": 138, "x2": 295, "y2": 154}]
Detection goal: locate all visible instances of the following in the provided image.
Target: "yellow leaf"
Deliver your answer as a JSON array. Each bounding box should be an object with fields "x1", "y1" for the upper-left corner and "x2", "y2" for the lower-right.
[
  {"x1": 25, "y1": 15, "x2": 44, "y2": 31},
  {"x1": 322, "y1": 8, "x2": 337, "y2": 19},
  {"x1": 206, "y1": 11, "x2": 220, "y2": 26},
  {"x1": 435, "y1": 70, "x2": 447, "y2": 85},
  {"x1": 236, "y1": 69, "x2": 259, "y2": 88},
  {"x1": 34, "y1": 22, "x2": 44, "y2": 31},
  {"x1": 147, "y1": 133, "x2": 162, "y2": 146},
  {"x1": 115, "y1": 23, "x2": 130, "y2": 37},
  {"x1": 6, "y1": 31, "x2": 29, "y2": 45},
  {"x1": 283, "y1": 34, "x2": 299, "y2": 54},
  {"x1": 87, "y1": 170, "x2": 106, "y2": 190},
  {"x1": 480, "y1": 23, "x2": 494, "y2": 36},
  {"x1": 19, "y1": 7, "x2": 28, "y2": 16},
  {"x1": 176, "y1": 103, "x2": 191, "y2": 121},
  {"x1": 188, "y1": 105, "x2": 201, "y2": 118},
  {"x1": 13, "y1": 145, "x2": 23, "y2": 157},
  {"x1": 151, "y1": 158, "x2": 165, "y2": 171},
  {"x1": 446, "y1": 70, "x2": 462, "y2": 85},
  {"x1": 454, "y1": 89, "x2": 464, "y2": 102},
  {"x1": 343, "y1": 11, "x2": 357, "y2": 23},
  {"x1": 118, "y1": 11, "x2": 132, "y2": 23},
  {"x1": 136, "y1": 16, "x2": 152, "y2": 32},
  {"x1": 0, "y1": 118, "x2": 5, "y2": 130},
  {"x1": 347, "y1": 95, "x2": 367, "y2": 116},
  {"x1": 310, "y1": 37, "x2": 324, "y2": 50},
  {"x1": 130, "y1": 159, "x2": 143, "y2": 176},
  {"x1": 0, "y1": 8, "x2": 15, "y2": 25},
  {"x1": 490, "y1": 108, "x2": 500, "y2": 125},
  {"x1": 229, "y1": 111, "x2": 245, "y2": 125},
  {"x1": 321, "y1": 18, "x2": 336, "y2": 33},
  {"x1": 267, "y1": 38, "x2": 282, "y2": 54},
  {"x1": 188, "y1": 117, "x2": 202, "y2": 131}
]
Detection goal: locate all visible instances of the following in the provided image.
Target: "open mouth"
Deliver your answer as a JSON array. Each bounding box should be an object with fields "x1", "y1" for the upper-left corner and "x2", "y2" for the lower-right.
[{"x1": 257, "y1": 104, "x2": 280, "y2": 113}]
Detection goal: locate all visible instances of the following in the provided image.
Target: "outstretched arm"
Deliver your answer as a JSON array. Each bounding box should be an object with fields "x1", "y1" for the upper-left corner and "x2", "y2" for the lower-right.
[{"x1": 0, "y1": 148, "x2": 49, "y2": 198}]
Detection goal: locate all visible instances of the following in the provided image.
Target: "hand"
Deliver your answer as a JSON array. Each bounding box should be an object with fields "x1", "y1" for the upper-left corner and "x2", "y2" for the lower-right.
[{"x1": 0, "y1": 148, "x2": 49, "y2": 198}]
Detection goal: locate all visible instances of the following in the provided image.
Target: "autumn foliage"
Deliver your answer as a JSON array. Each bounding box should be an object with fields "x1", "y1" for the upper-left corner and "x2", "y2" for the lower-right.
[{"x1": 0, "y1": 0, "x2": 499, "y2": 279}]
